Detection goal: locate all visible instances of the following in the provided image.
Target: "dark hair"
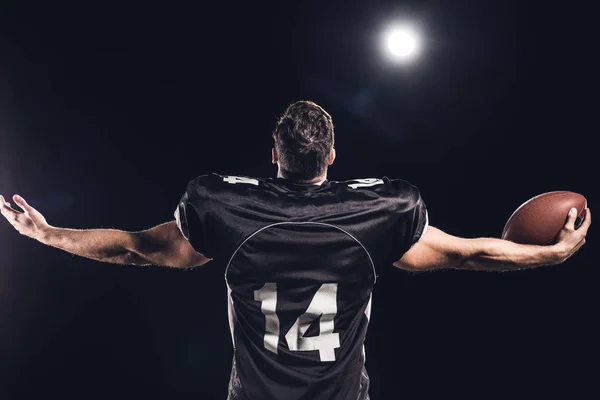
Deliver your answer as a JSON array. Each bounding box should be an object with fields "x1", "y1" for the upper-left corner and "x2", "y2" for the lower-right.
[{"x1": 272, "y1": 100, "x2": 335, "y2": 182}]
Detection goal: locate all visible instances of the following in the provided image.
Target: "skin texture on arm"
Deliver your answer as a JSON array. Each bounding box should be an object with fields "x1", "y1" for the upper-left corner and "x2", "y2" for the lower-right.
[
  {"x1": 0, "y1": 194, "x2": 211, "y2": 269},
  {"x1": 394, "y1": 207, "x2": 591, "y2": 272}
]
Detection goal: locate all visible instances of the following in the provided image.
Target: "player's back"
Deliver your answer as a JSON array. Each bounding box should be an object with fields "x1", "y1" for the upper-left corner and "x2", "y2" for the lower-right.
[{"x1": 175, "y1": 173, "x2": 427, "y2": 400}]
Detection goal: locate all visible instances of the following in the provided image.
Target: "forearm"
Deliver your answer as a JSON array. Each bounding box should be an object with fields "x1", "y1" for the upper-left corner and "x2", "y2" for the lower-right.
[
  {"x1": 458, "y1": 237, "x2": 565, "y2": 272},
  {"x1": 397, "y1": 216, "x2": 589, "y2": 273},
  {"x1": 38, "y1": 226, "x2": 146, "y2": 265}
]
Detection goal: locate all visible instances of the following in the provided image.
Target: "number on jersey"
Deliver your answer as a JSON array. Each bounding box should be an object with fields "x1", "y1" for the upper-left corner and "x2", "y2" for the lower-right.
[
  {"x1": 348, "y1": 178, "x2": 384, "y2": 189},
  {"x1": 254, "y1": 283, "x2": 340, "y2": 362},
  {"x1": 223, "y1": 175, "x2": 259, "y2": 186}
]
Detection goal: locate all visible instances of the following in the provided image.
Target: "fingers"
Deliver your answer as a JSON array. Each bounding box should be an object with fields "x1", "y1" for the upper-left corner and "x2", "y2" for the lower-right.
[
  {"x1": 567, "y1": 240, "x2": 585, "y2": 259},
  {"x1": 565, "y1": 207, "x2": 578, "y2": 230},
  {"x1": 12, "y1": 194, "x2": 32, "y2": 213},
  {"x1": 577, "y1": 208, "x2": 592, "y2": 234},
  {"x1": 13, "y1": 194, "x2": 47, "y2": 227},
  {"x1": 2, "y1": 194, "x2": 44, "y2": 238},
  {"x1": 1, "y1": 196, "x2": 21, "y2": 228},
  {"x1": 566, "y1": 208, "x2": 591, "y2": 258},
  {"x1": 1, "y1": 195, "x2": 19, "y2": 216}
]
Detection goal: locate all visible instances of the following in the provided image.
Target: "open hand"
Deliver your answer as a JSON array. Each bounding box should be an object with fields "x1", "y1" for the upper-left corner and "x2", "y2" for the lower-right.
[
  {"x1": 555, "y1": 207, "x2": 591, "y2": 262},
  {"x1": 0, "y1": 195, "x2": 50, "y2": 240}
]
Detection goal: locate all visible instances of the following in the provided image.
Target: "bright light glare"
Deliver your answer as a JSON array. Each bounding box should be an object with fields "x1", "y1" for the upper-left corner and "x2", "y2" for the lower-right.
[{"x1": 384, "y1": 27, "x2": 420, "y2": 61}]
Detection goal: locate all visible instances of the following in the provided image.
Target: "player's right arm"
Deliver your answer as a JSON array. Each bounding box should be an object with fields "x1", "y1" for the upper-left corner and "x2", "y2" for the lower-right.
[
  {"x1": 1, "y1": 194, "x2": 210, "y2": 268},
  {"x1": 394, "y1": 207, "x2": 591, "y2": 272}
]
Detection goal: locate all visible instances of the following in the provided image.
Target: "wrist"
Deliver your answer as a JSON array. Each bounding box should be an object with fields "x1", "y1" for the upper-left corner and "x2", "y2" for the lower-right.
[
  {"x1": 36, "y1": 225, "x2": 58, "y2": 244},
  {"x1": 549, "y1": 242, "x2": 569, "y2": 264}
]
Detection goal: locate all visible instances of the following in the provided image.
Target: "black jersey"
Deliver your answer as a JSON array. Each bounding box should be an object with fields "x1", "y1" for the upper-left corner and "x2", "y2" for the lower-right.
[{"x1": 174, "y1": 173, "x2": 427, "y2": 400}]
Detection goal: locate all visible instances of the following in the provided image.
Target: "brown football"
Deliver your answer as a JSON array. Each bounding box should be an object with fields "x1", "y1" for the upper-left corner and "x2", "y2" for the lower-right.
[{"x1": 502, "y1": 191, "x2": 587, "y2": 245}]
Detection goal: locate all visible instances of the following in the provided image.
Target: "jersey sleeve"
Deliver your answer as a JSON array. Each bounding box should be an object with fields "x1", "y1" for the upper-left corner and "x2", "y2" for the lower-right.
[
  {"x1": 173, "y1": 175, "x2": 214, "y2": 258},
  {"x1": 388, "y1": 179, "x2": 429, "y2": 262}
]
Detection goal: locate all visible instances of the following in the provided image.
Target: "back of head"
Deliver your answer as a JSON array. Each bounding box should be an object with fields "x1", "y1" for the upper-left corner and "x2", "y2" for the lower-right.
[{"x1": 273, "y1": 101, "x2": 335, "y2": 183}]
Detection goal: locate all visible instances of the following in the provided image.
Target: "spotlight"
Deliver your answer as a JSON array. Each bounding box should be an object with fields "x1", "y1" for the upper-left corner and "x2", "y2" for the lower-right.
[{"x1": 383, "y1": 25, "x2": 421, "y2": 62}]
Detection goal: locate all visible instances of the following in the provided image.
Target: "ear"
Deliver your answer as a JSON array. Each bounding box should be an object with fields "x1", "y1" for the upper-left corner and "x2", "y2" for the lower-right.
[
  {"x1": 272, "y1": 148, "x2": 278, "y2": 164},
  {"x1": 328, "y1": 148, "x2": 336, "y2": 165}
]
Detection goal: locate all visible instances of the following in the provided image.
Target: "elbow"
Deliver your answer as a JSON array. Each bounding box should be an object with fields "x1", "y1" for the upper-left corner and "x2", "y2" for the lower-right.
[
  {"x1": 448, "y1": 253, "x2": 469, "y2": 270},
  {"x1": 123, "y1": 250, "x2": 152, "y2": 266},
  {"x1": 449, "y1": 238, "x2": 483, "y2": 270},
  {"x1": 126, "y1": 231, "x2": 156, "y2": 266},
  {"x1": 393, "y1": 259, "x2": 415, "y2": 272},
  {"x1": 393, "y1": 258, "x2": 449, "y2": 273}
]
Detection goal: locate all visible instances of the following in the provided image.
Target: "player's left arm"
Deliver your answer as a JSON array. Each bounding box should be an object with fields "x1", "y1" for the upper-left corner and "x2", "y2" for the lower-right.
[
  {"x1": 394, "y1": 208, "x2": 591, "y2": 272},
  {"x1": 1, "y1": 194, "x2": 211, "y2": 268}
]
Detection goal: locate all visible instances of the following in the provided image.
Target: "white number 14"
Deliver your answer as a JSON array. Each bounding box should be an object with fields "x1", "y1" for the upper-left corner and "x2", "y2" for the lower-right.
[{"x1": 254, "y1": 283, "x2": 340, "y2": 362}]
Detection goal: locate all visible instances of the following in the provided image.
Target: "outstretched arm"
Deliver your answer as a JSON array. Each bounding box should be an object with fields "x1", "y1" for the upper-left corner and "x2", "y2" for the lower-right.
[
  {"x1": 394, "y1": 207, "x2": 591, "y2": 272},
  {"x1": 1, "y1": 194, "x2": 210, "y2": 268}
]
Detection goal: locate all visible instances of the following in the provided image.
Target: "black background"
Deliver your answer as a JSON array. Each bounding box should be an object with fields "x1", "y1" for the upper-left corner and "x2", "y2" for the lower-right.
[{"x1": 0, "y1": 1, "x2": 597, "y2": 399}]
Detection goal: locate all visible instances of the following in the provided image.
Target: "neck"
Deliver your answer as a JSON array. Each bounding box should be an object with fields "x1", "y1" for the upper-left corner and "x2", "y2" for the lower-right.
[{"x1": 277, "y1": 168, "x2": 327, "y2": 185}]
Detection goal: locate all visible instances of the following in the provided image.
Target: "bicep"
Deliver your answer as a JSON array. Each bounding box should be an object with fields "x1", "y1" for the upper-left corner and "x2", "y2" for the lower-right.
[
  {"x1": 135, "y1": 221, "x2": 212, "y2": 268},
  {"x1": 393, "y1": 226, "x2": 472, "y2": 271}
]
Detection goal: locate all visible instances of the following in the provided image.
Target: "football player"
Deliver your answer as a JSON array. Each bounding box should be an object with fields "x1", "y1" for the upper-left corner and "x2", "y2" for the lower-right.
[{"x1": 1, "y1": 101, "x2": 591, "y2": 400}]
